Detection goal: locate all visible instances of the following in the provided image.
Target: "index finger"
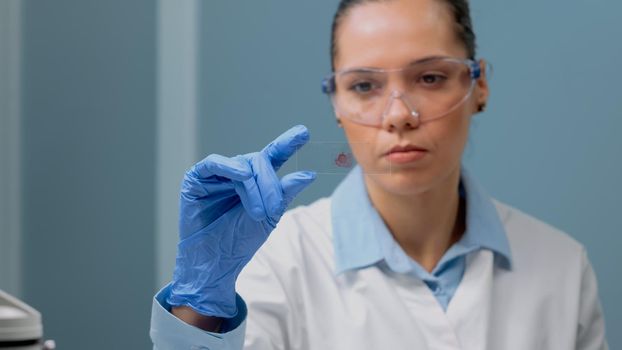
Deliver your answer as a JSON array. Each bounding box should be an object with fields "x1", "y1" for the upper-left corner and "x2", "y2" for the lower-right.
[
  {"x1": 190, "y1": 154, "x2": 253, "y2": 181},
  {"x1": 261, "y1": 125, "x2": 310, "y2": 170}
]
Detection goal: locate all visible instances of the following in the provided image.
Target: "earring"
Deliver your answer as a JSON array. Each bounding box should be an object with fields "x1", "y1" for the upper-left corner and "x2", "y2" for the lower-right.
[
  {"x1": 478, "y1": 103, "x2": 487, "y2": 112},
  {"x1": 336, "y1": 118, "x2": 342, "y2": 127}
]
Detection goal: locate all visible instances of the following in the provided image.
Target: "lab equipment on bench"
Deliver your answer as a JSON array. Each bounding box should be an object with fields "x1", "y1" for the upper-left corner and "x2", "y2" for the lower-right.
[{"x1": 0, "y1": 290, "x2": 55, "y2": 350}]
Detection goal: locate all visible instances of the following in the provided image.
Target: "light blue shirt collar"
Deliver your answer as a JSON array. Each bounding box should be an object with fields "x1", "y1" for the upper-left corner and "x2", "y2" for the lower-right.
[{"x1": 331, "y1": 164, "x2": 513, "y2": 275}]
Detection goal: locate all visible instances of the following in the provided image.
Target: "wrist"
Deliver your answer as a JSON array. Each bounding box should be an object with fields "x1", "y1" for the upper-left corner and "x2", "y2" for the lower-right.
[
  {"x1": 171, "y1": 305, "x2": 225, "y2": 332},
  {"x1": 167, "y1": 282, "x2": 238, "y2": 318}
]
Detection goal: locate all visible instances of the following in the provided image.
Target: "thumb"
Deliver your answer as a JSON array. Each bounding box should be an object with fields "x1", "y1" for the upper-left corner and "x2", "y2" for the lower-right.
[{"x1": 281, "y1": 171, "x2": 316, "y2": 207}]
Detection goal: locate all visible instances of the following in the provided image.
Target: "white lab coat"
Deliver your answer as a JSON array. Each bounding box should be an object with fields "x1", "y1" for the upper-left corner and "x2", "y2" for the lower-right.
[{"x1": 233, "y1": 197, "x2": 608, "y2": 349}]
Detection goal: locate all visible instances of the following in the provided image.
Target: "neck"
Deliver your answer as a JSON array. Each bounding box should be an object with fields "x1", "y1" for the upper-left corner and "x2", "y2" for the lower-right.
[{"x1": 364, "y1": 167, "x2": 466, "y2": 273}]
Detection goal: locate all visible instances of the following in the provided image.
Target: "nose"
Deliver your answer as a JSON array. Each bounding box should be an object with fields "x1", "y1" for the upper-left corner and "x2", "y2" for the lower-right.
[{"x1": 381, "y1": 91, "x2": 420, "y2": 131}]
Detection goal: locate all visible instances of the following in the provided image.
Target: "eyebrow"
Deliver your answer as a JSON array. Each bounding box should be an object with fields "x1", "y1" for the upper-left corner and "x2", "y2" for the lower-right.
[
  {"x1": 337, "y1": 55, "x2": 452, "y2": 74},
  {"x1": 406, "y1": 55, "x2": 451, "y2": 66}
]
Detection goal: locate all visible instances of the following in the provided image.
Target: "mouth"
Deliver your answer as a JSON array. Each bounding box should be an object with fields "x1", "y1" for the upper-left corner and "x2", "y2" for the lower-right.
[
  {"x1": 385, "y1": 144, "x2": 428, "y2": 155},
  {"x1": 383, "y1": 144, "x2": 429, "y2": 164}
]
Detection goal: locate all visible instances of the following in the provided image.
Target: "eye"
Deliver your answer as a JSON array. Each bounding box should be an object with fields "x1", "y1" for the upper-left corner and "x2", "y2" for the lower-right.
[
  {"x1": 348, "y1": 81, "x2": 377, "y2": 94},
  {"x1": 419, "y1": 73, "x2": 447, "y2": 86}
]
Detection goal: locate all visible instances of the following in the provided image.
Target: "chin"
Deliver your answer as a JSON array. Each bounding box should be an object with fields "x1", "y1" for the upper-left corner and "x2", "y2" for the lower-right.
[{"x1": 365, "y1": 168, "x2": 436, "y2": 196}]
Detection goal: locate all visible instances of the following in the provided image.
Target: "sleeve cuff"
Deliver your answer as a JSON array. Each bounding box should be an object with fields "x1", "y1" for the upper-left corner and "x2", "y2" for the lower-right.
[{"x1": 150, "y1": 283, "x2": 247, "y2": 350}]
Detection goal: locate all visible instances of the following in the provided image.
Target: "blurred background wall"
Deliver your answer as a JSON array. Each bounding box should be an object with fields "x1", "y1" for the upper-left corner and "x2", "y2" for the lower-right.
[
  {"x1": 0, "y1": 0, "x2": 620, "y2": 349},
  {"x1": 2, "y1": 0, "x2": 157, "y2": 348},
  {"x1": 0, "y1": 0, "x2": 21, "y2": 298}
]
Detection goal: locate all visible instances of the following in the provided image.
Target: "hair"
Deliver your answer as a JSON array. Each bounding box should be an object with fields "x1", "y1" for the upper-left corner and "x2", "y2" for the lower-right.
[{"x1": 330, "y1": 0, "x2": 477, "y2": 71}]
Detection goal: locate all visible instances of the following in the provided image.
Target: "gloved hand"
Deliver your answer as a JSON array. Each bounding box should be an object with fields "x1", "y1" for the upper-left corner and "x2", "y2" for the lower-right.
[{"x1": 167, "y1": 125, "x2": 316, "y2": 318}]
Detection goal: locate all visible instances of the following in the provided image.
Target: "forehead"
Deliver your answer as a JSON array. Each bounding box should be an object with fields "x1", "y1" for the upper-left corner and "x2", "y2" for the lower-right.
[{"x1": 334, "y1": 0, "x2": 465, "y2": 70}]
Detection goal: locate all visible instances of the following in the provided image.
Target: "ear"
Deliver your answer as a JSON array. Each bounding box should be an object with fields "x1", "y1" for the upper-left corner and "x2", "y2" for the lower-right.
[{"x1": 474, "y1": 58, "x2": 490, "y2": 112}]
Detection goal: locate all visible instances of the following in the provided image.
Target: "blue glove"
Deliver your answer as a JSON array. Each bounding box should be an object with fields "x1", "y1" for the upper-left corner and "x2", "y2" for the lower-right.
[{"x1": 167, "y1": 125, "x2": 316, "y2": 318}]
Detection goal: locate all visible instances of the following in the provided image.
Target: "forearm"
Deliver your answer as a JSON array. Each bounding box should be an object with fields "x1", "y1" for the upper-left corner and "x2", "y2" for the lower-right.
[{"x1": 171, "y1": 306, "x2": 224, "y2": 332}]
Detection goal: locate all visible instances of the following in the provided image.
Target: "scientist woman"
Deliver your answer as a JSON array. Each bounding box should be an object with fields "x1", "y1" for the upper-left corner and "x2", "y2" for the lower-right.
[{"x1": 150, "y1": 0, "x2": 608, "y2": 349}]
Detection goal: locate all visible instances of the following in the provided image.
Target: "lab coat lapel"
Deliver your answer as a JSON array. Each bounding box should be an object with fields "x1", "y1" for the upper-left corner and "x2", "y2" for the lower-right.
[
  {"x1": 390, "y1": 271, "x2": 462, "y2": 348},
  {"x1": 447, "y1": 249, "x2": 494, "y2": 350}
]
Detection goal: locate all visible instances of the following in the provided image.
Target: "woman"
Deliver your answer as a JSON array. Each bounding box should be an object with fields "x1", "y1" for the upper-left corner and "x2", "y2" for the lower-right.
[{"x1": 150, "y1": 0, "x2": 608, "y2": 349}]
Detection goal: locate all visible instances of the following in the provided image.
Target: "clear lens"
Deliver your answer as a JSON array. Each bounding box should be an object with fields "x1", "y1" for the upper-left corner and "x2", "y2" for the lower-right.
[{"x1": 329, "y1": 58, "x2": 476, "y2": 126}]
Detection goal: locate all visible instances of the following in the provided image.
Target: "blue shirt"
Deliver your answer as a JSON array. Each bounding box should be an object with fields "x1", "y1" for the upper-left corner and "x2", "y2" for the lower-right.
[{"x1": 332, "y1": 164, "x2": 513, "y2": 311}]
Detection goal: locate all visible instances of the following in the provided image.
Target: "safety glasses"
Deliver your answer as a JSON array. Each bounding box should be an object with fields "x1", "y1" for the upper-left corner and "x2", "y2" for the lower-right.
[{"x1": 322, "y1": 56, "x2": 481, "y2": 127}]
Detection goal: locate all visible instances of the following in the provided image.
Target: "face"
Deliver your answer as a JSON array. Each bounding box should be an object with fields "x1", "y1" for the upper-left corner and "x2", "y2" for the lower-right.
[{"x1": 333, "y1": 0, "x2": 489, "y2": 196}]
